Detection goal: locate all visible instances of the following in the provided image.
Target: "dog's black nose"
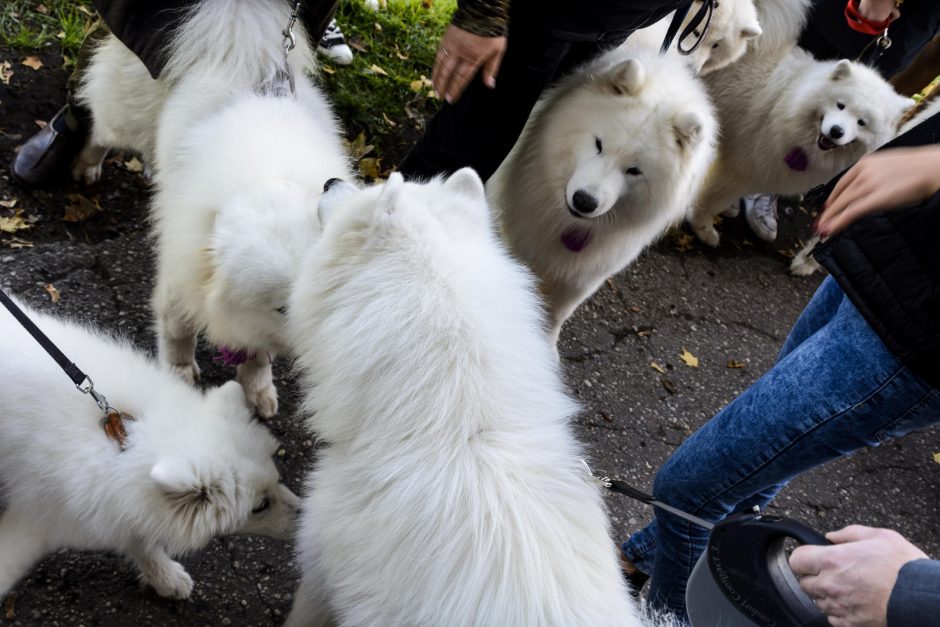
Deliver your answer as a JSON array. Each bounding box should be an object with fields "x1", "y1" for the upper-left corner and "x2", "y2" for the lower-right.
[
  {"x1": 324, "y1": 177, "x2": 343, "y2": 193},
  {"x1": 828, "y1": 125, "x2": 844, "y2": 140},
  {"x1": 572, "y1": 190, "x2": 598, "y2": 214}
]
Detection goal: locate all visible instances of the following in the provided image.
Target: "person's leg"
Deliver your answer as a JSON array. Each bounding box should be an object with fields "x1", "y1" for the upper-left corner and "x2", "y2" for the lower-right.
[
  {"x1": 624, "y1": 284, "x2": 940, "y2": 619},
  {"x1": 777, "y1": 275, "x2": 844, "y2": 360}
]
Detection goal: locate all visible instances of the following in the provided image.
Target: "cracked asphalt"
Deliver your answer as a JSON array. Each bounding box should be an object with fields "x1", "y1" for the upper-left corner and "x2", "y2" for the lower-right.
[{"x1": 1, "y1": 48, "x2": 938, "y2": 627}]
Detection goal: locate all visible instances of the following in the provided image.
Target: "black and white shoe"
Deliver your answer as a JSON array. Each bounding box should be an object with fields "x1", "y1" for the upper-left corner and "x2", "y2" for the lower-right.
[{"x1": 317, "y1": 19, "x2": 354, "y2": 66}]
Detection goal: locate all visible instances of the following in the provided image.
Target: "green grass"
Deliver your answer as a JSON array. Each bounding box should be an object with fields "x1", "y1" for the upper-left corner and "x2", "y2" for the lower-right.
[
  {"x1": 0, "y1": 0, "x2": 93, "y2": 56},
  {"x1": 318, "y1": 0, "x2": 455, "y2": 168}
]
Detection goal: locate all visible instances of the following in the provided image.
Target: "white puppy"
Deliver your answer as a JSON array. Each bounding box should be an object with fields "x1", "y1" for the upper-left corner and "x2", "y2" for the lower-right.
[
  {"x1": 285, "y1": 171, "x2": 643, "y2": 626},
  {"x1": 0, "y1": 300, "x2": 299, "y2": 601},
  {"x1": 78, "y1": 0, "x2": 352, "y2": 417},
  {"x1": 489, "y1": 48, "x2": 717, "y2": 345}
]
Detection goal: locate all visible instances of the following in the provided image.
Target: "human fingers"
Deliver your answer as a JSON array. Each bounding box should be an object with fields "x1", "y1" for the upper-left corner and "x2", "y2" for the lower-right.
[
  {"x1": 481, "y1": 43, "x2": 506, "y2": 89},
  {"x1": 440, "y1": 59, "x2": 477, "y2": 104},
  {"x1": 826, "y1": 525, "x2": 877, "y2": 544},
  {"x1": 818, "y1": 188, "x2": 887, "y2": 236},
  {"x1": 825, "y1": 159, "x2": 864, "y2": 209},
  {"x1": 789, "y1": 545, "x2": 826, "y2": 577},
  {"x1": 431, "y1": 45, "x2": 455, "y2": 99}
]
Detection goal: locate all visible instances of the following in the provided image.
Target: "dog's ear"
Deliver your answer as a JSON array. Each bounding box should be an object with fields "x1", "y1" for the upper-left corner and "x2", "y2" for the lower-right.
[
  {"x1": 376, "y1": 172, "x2": 405, "y2": 216},
  {"x1": 674, "y1": 111, "x2": 705, "y2": 149},
  {"x1": 741, "y1": 23, "x2": 762, "y2": 39},
  {"x1": 443, "y1": 167, "x2": 485, "y2": 201},
  {"x1": 608, "y1": 58, "x2": 646, "y2": 96},
  {"x1": 151, "y1": 459, "x2": 202, "y2": 496},
  {"x1": 830, "y1": 59, "x2": 852, "y2": 81}
]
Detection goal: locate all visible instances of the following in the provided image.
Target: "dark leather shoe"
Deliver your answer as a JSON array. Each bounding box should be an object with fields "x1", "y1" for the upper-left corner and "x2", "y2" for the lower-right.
[{"x1": 12, "y1": 106, "x2": 87, "y2": 186}]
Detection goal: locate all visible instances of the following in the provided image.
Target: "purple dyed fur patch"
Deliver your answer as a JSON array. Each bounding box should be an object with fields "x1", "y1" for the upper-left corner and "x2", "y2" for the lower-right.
[
  {"x1": 784, "y1": 147, "x2": 809, "y2": 172},
  {"x1": 561, "y1": 226, "x2": 592, "y2": 252},
  {"x1": 213, "y1": 346, "x2": 255, "y2": 367}
]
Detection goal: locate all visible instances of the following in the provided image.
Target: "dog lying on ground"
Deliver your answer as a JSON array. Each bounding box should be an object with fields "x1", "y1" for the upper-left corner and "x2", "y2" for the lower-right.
[
  {"x1": 284, "y1": 170, "x2": 647, "y2": 625},
  {"x1": 76, "y1": 0, "x2": 351, "y2": 416},
  {"x1": 488, "y1": 47, "x2": 717, "y2": 346},
  {"x1": 0, "y1": 299, "x2": 298, "y2": 601}
]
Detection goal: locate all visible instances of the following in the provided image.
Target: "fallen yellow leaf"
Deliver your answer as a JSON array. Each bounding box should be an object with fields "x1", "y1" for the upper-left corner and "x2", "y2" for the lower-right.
[
  {"x1": 0, "y1": 199, "x2": 17, "y2": 209},
  {"x1": 382, "y1": 112, "x2": 397, "y2": 128},
  {"x1": 675, "y1": 233, "x2": 694, "y2": 252},
  {"x1": 43, "y1": 283, "x2": 60, "y2": 303},
  {"x1": 650, "y1": 362, "x2": 666, "y2": 374},
  {"x1": 124, "y1": 157, "x2": 144, "y2": 173},
  {"x1": 359, "y1": 157, "x2": 382, "y2": 179},
  {"x1": 0, "y1": 61, "x2": 12, "y2": 85},
  {"x1": 63, "y1": 193, "x2": 101, "y2": 222},
  {"x1": 680, "y1": 349, "x2": 699, "y2": 368},
  {"x1": 346, "y1": 132, "x2": 374, "y2": 160},
  {"x1": 727, "y1": 359, "x2": 745, "y2": 369},
  {"x1": 6, "y1": 237, "x2": 33, "y2": 249},
  {"x1": 369, "y1": 64, "x2": 388, "y2": 76},
  {"x1": 35, "y1": 3, "x2": 50, "y2": 14},
  {"x1": 933, "y1": 452, "x2": 940, "y2": 465},
  {"x1": 0, "y1": 212, "x2": 32, "y2": 234},
  {"x1": 21, "y1": 56, "x2": 43, "y2": 70}
]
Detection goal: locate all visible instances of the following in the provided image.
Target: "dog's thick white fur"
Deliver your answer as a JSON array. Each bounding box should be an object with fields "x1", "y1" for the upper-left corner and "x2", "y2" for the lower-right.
[
  {"x1": 285, "y1": 171, "x2": 642, "y2": 626},
  {"x1": 73, "y1": 0, "x2": 315, "y2": 183},
  {"x1": 488, "y1": 48, "x2": 717, "y2": 345},
  {"x1": 0, "y1": 300, "x2": 299, "y2": 600},
  {"x1": 625, "y1": 0, "x2": 762, "y2": 75},
  {"x1": 78, "y1": 0, "x2": 351, "y2": 417},
  {"x1": 688, "y1": 0, "x2": 911, "y2": 246}
]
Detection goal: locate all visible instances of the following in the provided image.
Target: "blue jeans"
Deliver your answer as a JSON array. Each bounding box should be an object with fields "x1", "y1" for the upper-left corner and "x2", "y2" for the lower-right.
[{"x1": 622, "y1": 276, "x2": 940, "y2": 620}]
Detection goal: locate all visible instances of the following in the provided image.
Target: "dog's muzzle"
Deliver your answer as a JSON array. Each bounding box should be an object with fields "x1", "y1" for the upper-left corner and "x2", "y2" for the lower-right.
[{"x1": 324, "y1": 177, "x2": 344, "y2": 193}]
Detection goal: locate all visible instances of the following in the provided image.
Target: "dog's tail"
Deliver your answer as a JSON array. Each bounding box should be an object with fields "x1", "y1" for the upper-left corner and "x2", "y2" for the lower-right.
[
  {"x1": 161, "y1": 0, "x2": 315, "y2": 88},
  {"x1": 752, "y1": 0, "x2": 813, "y2": 52}
]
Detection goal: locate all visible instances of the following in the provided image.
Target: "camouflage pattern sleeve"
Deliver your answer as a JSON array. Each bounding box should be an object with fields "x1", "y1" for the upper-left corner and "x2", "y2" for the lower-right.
[{"x1": 451, "y1": 0, "x2": 511, "y2": 37}]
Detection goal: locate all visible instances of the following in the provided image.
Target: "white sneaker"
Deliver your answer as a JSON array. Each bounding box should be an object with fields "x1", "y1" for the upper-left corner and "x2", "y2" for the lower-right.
[
  {"x1": 318, "y1": 19, "x2": 354, "y2": 66},
  {"x1": 744, "y1": 194, "x2": 778, "y2": 242}
]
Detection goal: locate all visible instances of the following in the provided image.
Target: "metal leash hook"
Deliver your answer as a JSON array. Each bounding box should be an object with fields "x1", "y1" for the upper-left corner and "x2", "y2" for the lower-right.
[
  {"x1": 275, "y1": 1, "x2": 302, "y2": 95},
  {"x1": 76, "y1": 376, "x2": 135, "y2": 451}
]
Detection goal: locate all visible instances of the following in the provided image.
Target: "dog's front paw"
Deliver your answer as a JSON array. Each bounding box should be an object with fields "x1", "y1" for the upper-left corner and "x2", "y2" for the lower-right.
[
  {"x1": 246, "y1": 384, "x2": 278, "y2": 419},
  {"x1": 692, "y1": 223, "x2": 720, "y2": 247},
  {"x1": 171, "y1": 361, "x2": 202, "y2": 385},
  {"x1": 146, "y1": 560, "x2": 193, "y2": 600},
  {"x1": 790, "y1": 253, "x2": 821, "y2": 277},
  {"x1": 721, "y1": 200, "x2": 741, "y2": 218},
  {"x1": 72, "y1": 162, "x2": 103, "y2": 186}
]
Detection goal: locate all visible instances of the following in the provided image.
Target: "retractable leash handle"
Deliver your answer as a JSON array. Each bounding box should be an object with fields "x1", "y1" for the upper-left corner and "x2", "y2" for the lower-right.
[{"x1": 687, "y1": 512, "x2": 832, "y2": 627}]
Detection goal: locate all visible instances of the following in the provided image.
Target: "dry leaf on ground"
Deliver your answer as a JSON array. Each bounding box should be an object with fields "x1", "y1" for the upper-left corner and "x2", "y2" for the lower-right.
[
  {"x1": 4, "y1": 592, "x2": 14, "y2": 620},
  {"x1": 347, "y1": 132, "x2": 374, "y2": 160},
  {"x1": 409, "y1": 75, "x2": 433, "y2": 93},
  {"x1": 0, "y1": 61, "x2": 12, "y2": 85},
  {"x1": 34, "y1": 119, "x2": 47, "y2": 129},
  {"x1": 44, "y1": 283, "x2": 60, "y2": 303},
  {"x1": 21, "y1": 56, "x2": 43, "y2": 70},
  {"x1": 675, "y1": 233, "x2": 695, "y2": 252},
  {"x1": 650, "y1": 362, "x2": 666, "y2": 374},
  {"x1": 627, "y1": 305, "x2": 641, "y2": 313},
  {"x1": 5, "y1": 237, "x2": 33, "y2": 249},
  {"x1": 124, "y1": 157, "x2": 144, "y2": 173},
  {"x1": 933, "y1": 452, "x2": 940, "y2": 464},
  {"x1": 382, "y1": 112, "x2": 397, "y2": 128},
  {"x1": 359, "y1": 157, "x2": 382, "y2": 179},
  {"x1": 0, "y1": 198, "x2": 17, "y2": 209},
  {"x1": 680, "y1": 349, "x2": 699, "y2": 368},
  {"x1": 0, "y1": 212, "x2": 32, "y2": 234},
  {"x1": 348, "y1": 35, "x2": 367, "y2": 53},
  {"x1": 727, "y1": 359, "x2": 745, "y2": 369},
  {"x1": 368, "y1": 64, "x2": 388, "y2": 76},
  {"x1": 63, "y1": 193, "x2": 101, "y2": 222},
  {"x1": 394, "y1": 43, "x2": 409, "y2": 60},
  {"x1": 35, "y1": 3, "x2": 50, "y2": 14}
]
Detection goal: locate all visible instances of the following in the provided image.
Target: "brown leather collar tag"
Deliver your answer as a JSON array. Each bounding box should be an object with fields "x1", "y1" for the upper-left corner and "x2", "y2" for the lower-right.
[{"x1": 101, "y1": 410, "x2": 135, "y2": 451}]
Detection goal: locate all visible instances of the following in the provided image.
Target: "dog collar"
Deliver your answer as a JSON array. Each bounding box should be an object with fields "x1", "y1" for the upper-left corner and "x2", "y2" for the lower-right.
[
  {"x1": 783, "y1": 147, "x2": 809, "y2": 172},
  {"x1": 561, "y1": 226, "x2": 592, "y2": 252},
  {"x1": 214, "y1": 345, "x2": 256, "y2": 366}
]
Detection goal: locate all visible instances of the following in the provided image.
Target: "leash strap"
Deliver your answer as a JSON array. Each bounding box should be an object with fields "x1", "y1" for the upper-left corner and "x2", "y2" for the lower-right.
[
  {"x1": 661, "y1": 1, "x2": 716, "y2": 56},
  {"x1": 0, "y1": 289, "x2": 134, "y2": 450},
  {"x1": 0, "y1": 288, "x2": 85, "y2": 385}
]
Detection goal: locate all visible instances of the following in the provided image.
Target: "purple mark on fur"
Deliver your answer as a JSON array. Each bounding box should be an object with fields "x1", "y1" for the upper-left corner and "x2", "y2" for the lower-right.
[
  {"x1": 784, "y1": 147, "x2": 809, "y2": 172},
  {"x1": 560, "y1": 226, "x2": 592, "y2": 252},
  {"x1": 213, "y1": 346, "x2": 255, "y2": 367}
]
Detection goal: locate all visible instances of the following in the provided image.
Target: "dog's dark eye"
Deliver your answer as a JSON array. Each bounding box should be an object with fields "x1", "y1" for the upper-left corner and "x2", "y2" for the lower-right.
[
  {"x1": 857, "y1": 119, "x2": 866, "y2": 127},
  {"x1": 252, "y1": 497, "x2": 271, "y2": 514},
  {"x1": 625, "y1": 167, "x2": 642, "y2": 176},
  {"x1": 595, "y1": 137, "x2": 603, "y2": 154},
  {"x1": 711, "y1": 42, "x2": 719, "y2": 49},
  {"x1": 275, "y1": 306, "x2": 287, "y2": 314},
  {"x1": 837, "y1": 102, "x2": 845, "y2": 110}
]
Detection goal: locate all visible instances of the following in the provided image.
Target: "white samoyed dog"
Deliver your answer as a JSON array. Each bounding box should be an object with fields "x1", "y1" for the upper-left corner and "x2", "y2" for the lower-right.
[
  {"x1": 0, "y1": 300, "x2": 299, "y2": 601},
  {"x1": 625, "y1": 0, "x2": 763, "y2": 75},
  {"x1": 77, "y1": 0, "x2": 352, "y2": 417},
  {"x1": 488, "y1": 48, "x2": 717, "y2": 345},
  {"x1": 284, "y1": 171, "x2": 644, "y2": 626},
  {"x1": 688, "y1": 0, "x2": 912, "y2": 246}
]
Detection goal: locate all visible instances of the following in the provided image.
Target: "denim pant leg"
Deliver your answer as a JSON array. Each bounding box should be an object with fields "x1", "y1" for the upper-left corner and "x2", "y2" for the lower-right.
[
  {"x1": 777, "y1": 276, "x2": 843, "y2": 361},
  {"x1": 623, "y1": 286, "x2": 940, "y2": 620}
]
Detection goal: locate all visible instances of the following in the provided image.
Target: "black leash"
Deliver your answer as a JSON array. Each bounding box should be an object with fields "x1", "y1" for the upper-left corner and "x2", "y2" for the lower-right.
[
  {"x1": 661, "y1": 0, "x2": 717, "y2": 56},
  {"x1": 0, "y1": 289, "x2": 134, "y2": 449}
]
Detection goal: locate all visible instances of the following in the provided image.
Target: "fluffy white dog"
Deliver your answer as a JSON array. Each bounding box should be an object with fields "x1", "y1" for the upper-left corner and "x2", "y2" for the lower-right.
[
  {"x1": 0, "y1": 300, "x2": 299, "y2": 601},
  {"x1": 285, "y1": 171, "x2": 643, "y2": 626},
  {"x1": 626, "y1": 0, "x2": 763, "y2": 75},
  {"x1": 488, "y1": 48, "x2": 717, "y2": 345},
  {"x1": 688, "y1": 0, "x2": 911, "y2": 246},
  {"x1": 77, "y1": 0, "x2": 352, "y2": 417}
]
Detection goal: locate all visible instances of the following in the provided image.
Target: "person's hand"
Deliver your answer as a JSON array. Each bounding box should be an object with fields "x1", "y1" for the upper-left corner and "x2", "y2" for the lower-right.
[
  {"x1": 856, "y1": 0, "x2": 901, "y2": 23},
  {"x1": 816, "y1": 145, "x2": 940, "y2": 237},
  {"x1": 431, "y1": 25, "x2": 506, "y2": 104},
  {"x1": 789, "y1": 525, "x2": 928, "y2": 627}
]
